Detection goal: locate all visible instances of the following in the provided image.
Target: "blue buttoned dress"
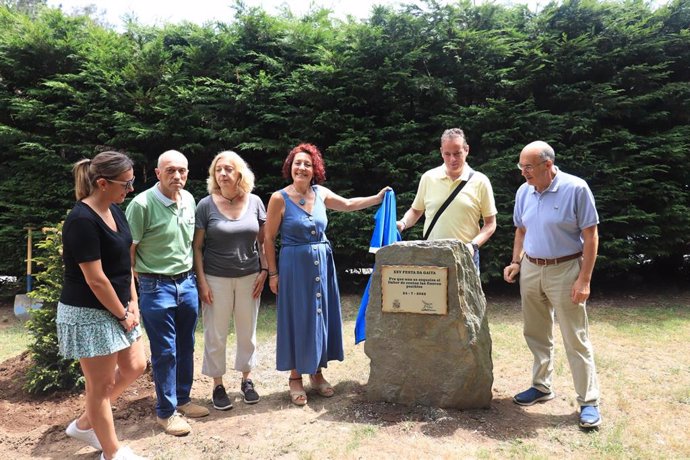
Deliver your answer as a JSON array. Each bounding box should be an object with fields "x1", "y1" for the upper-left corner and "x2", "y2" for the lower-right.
[{"x1": 276, "y1": 186, "x2": 343, "y2": 374}]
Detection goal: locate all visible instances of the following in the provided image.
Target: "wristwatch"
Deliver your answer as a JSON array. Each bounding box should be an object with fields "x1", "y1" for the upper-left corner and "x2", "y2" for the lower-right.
[{"x1": 471, "y1": 242, "x2": 479, "y2": 253}]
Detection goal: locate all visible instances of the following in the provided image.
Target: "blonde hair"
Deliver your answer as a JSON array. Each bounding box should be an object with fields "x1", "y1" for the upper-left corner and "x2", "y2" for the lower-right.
[
  {"x1": 206, "y1": 151, "x2": 255, "y2": 195},
  {"x1": 73, "y1": 151, "x2": 133, "y2": 200}
]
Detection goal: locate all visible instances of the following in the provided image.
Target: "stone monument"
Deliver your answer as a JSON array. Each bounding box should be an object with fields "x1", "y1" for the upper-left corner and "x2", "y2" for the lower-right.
[{"x1": 364, "y1": 239, "x2": 493, "y2": 409}]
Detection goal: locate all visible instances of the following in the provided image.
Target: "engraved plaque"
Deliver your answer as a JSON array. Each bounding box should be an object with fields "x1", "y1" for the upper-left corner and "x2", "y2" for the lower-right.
[{"x1": 381, "y1": 265, "x2": 448, "y2": 315}]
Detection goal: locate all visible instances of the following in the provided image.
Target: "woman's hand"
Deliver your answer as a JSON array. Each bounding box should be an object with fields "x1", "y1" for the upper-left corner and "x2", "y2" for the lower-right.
[
  {"x1": 198, "y1": 279, "x2": 213, "y2": 305},
  {"x1": 128, "y1": 299, "x2": 141, "y2": 327},
  {"x1": 119, "y1": 312, "x2": 137, "y2": 332},
  {"x1": 253, "y1": 270, "x2": 268, "y2": 298},
  {"x1": 377, "y1": 186, "x2": 392, "y2": 202},
  {"x1": 269, "y1": 274, "x2": 279, "y2": 295}
]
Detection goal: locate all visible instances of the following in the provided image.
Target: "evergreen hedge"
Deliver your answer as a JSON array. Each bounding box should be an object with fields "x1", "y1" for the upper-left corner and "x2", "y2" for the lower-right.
[{"x1": 0, "y1": 0, "x2": 688, "y2": 287}]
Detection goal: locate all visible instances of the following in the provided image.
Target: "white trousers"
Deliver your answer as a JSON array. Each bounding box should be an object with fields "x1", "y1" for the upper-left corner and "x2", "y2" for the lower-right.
[
  {"x1": 519, "y1": 258, "x2": 600, "y2": 406},
  {"x1": 201, "y1": 273, "x2": 259, "y2": 377}
]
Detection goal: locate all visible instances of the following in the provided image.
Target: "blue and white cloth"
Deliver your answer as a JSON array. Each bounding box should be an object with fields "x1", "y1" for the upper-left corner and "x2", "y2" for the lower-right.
[{"x1": 355, "y1": 190, "x2": 401, "y2": 344}]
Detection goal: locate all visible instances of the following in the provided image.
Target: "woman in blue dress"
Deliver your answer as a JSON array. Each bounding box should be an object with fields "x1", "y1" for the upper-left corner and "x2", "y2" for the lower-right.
[{"x1": 264, "y1": 143, "x2": 389, "y2": 406}]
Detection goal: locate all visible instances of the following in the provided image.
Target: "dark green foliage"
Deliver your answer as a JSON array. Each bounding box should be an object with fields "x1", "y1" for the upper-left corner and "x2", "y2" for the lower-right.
[
  {"x1": 25, "y1": 223, "x2": 84, "y2": 394},
  {"x1": 0, "y1": 0, "x2": 688, "y2": 288}
]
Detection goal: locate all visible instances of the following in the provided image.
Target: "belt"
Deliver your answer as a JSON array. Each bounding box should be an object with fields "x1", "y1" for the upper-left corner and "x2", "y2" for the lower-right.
[
  {"x1": 138, "y1": 270, "x2": 193, "y2": 281},
  {"x1": 525, "y1": 252, "x2": 582, "y2": 266}
]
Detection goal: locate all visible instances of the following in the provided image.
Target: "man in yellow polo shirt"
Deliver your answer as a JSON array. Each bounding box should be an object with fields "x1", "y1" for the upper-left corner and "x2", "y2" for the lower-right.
[{"x1": 397, "y1": 128, "x2": 497, "y2": 270}]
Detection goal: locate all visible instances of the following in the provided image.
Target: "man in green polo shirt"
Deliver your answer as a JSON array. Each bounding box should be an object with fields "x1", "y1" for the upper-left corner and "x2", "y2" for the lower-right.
[
  {"x1": 397, "y1": 128, "x2": 497, "y2": 271},
  {"x1": 126, "y1": 150, "x2": 209, "y2": 436}
]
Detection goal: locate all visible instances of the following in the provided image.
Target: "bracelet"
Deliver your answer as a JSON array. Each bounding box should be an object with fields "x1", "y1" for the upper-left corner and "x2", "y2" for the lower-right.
[
  {"x1": 511, "y1": 260, "x2": 522, "y2": 265},
  {"x1": 399, "y1": 220, "x2": 407, "y2": 231},
  {"x1": 114, "y1": 309, "x2": 129, "y2": 322},
  {"x1": 268, "y1": 270, "x2": 278, "y2": 277},
  {"x1": 260, "y1": 268, "x2": 269, "y2": 273}
]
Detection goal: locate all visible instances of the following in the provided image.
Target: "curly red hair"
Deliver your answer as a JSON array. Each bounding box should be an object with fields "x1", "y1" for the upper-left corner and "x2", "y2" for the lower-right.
[{"x1": 282, "y1": 143, "x2": 327, "y2": 184}]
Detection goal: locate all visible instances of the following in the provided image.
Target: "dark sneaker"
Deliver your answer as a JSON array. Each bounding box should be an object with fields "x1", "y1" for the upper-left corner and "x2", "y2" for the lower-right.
[
  {"x1": 241, "y1": 379, "x2": 260, "y2": 404},
  {"x1": 513, "y1": 387, "x2": 555, "y2": 406},
  {"x1": 579, "y1": 405, "x2": 602, "y2": 428},
  {"x1": 212, "y1": 384, "x2": 233, "y2": 411}
]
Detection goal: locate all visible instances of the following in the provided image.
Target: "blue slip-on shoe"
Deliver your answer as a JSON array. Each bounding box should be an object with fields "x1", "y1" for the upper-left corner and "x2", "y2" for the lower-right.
[
  {"x1": 513, "y1": 387, "x2": 555, "y2": 406},
  {"x1": 579, "y1": 405, "x2": 602, "y2": 428}
]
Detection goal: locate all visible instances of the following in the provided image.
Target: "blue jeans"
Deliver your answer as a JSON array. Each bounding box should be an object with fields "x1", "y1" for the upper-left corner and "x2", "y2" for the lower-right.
[{"x1": 138, "y1": 273, "x2": 199, "y2": 419}]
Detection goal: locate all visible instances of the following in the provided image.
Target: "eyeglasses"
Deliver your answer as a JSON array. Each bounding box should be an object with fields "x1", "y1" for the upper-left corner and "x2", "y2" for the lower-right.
[
  {"x1": 106, "y1": 177, "x2": 135, "y2": 189},
  {"x1": 516, "y1": 161, "x2": 547, "y2": 172}
]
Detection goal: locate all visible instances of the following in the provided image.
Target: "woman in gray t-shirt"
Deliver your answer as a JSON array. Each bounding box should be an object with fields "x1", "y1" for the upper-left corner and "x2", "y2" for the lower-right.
[{"x1": 192, "y1": 151, "x2": 268, "y2": 410}]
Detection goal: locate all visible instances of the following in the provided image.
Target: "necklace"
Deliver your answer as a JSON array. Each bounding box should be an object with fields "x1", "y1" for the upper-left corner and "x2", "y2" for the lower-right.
[
  {"x1": 220, "y1": 192, "x2": 241, "y2": 204},
  {"x1": 82, "y1": 199, "x2": 116, "y2": 231},
  {"x1": 291, "y1": 185, "x2": 309, "y2": 206}
]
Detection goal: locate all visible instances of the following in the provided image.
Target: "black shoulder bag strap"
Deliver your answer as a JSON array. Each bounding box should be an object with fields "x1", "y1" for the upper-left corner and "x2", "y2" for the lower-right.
[{"x1": 423, "y1": 171, "x2": 474, "y2": 240}]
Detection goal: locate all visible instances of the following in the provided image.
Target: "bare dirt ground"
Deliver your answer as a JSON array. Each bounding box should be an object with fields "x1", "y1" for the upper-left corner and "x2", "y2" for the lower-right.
[{"x1": 1, "y1": 291, "x2": 689, "y2": 459}]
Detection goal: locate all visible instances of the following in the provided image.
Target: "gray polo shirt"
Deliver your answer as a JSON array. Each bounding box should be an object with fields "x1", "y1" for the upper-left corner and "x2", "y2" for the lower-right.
[{"x1": 195, "y1": 194, "x2": 266, "y2": 277}]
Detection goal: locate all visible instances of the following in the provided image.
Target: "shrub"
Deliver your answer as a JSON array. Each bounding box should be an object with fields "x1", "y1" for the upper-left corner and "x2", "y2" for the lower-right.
[{"x1": 25, "y1": 223, "x2": 84, "y2": 394}]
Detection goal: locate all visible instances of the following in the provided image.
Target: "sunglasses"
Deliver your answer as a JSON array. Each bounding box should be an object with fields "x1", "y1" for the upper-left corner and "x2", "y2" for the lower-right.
[{"x1": 106, "y1": 176, "x2": 135, "y2": 189}]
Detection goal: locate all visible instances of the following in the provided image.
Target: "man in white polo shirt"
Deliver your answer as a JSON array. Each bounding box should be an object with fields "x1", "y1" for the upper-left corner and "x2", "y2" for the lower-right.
[
  {"x1": 504, "y1": 140, "x2": 601, "y2": 429},
  {"x1": 397, "y1": 128, "x2": 497, "y2": 271}
]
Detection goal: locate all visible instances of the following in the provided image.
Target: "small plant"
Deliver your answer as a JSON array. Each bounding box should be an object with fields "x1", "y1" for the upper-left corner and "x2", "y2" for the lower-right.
[{"x1": 25, "y1": 222, "x2": 84, "y2": 394}]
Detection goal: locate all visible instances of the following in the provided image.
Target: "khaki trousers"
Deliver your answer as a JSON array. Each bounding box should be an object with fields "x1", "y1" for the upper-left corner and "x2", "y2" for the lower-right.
[
  {"x1": 201, "y1": 273, "x2": 260, "y2": 377},
  {"x1": 519, "y1": 258, "x2": 600, "y2": 406}
]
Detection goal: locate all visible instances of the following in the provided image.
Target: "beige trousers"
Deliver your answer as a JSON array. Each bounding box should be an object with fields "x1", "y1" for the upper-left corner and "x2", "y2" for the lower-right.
[
  {"x1": 519, "y1": 257, "x2": 600, "y2": 406},
  {"x1": 201, "y1": 273, "x2": 259, "y2": 377}
]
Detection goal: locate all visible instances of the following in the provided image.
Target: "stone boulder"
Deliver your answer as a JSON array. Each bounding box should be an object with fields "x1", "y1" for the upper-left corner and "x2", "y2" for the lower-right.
[{"x1": 364, "y1": 239, "x2": 493, "y2": 409}]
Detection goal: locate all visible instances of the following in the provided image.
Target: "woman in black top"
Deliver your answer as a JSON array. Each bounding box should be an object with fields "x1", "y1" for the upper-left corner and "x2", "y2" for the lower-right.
[{"x1": 57, "y1": 151, "x2": 146, "y2": 460}]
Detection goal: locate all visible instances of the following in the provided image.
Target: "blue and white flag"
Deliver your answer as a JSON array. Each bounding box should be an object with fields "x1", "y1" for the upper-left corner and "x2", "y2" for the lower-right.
[{"x1": 355, "y1": 189, "x2": 401, "y2": 344}]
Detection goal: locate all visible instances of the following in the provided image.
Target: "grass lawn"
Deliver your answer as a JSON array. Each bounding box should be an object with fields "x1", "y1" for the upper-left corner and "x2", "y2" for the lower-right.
[
  {"x1": 0, "y1": 320, "x2": 29, "y2": 361},
  {"x1": 2, "y1": 291, "x2": 689, "y2": 459}
]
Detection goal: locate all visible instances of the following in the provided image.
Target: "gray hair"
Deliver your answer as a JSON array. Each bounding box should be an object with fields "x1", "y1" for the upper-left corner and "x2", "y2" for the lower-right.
[
  {"x1": 526, "y1": 141, "x2": 556, "y2": 162},
  {"x1": 440, "y1": 128, "x2": 468, "y2": 146}
]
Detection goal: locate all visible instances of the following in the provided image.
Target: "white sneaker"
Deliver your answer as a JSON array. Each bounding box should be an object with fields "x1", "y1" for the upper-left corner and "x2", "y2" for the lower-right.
[
  {"x1": 66, "y1": 419, "x2": 102, "y2": 450},
  {"x1": 100, "y1": 445, "x2": 147, "y2": 460}
]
